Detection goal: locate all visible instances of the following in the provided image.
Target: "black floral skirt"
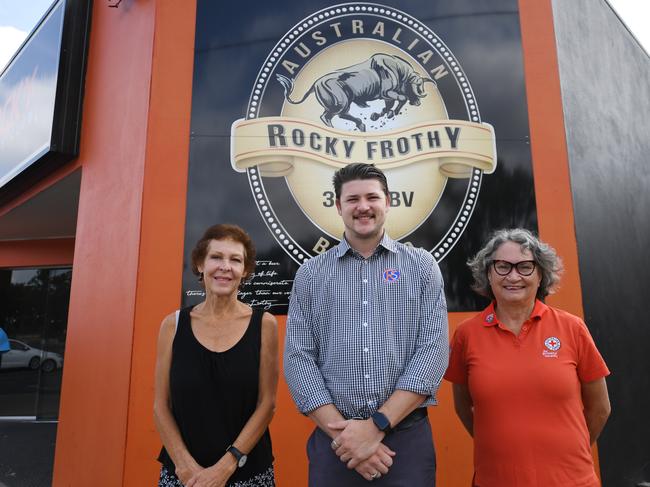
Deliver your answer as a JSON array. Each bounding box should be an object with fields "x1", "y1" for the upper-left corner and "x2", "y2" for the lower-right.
[{"x1": 158, "y1": 465, "x2": 275, "y2": 487}]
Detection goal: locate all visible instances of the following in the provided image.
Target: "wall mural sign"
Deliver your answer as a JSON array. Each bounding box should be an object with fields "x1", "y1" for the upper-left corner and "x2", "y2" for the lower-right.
[
  {"x1": 230, "y1": 3, "x2": 496, "y2": 264},
  {"x1": 183, "y1": 0, "x2": 536, "y2": 313}
]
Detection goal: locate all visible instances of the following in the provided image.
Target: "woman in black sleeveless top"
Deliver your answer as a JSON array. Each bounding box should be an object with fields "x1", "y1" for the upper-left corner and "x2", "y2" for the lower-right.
[{"x1": 154, "y1": 224, "x2": 278, "y2": 487}]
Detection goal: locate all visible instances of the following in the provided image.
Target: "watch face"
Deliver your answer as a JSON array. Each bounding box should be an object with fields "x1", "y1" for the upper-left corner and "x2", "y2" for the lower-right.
[
  {"x1": 238, "y1": 455, "x2": 248, "y2": 468},
  {"x1": 373, "y1": 412, "x2": 390, "y2": 432}
]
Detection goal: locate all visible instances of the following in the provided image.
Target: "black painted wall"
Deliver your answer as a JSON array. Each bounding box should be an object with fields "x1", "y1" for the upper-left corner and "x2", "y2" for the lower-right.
[
  {"x1": 183, "y1": 0, "x2": 537, "y2": 313},
  {"x1": 552, "y1": 1, "x2": 650, "y2": 485}
]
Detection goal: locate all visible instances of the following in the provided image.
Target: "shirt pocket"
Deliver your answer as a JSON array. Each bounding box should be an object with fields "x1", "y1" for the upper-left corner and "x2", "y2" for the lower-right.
[{"x1": 376, "y1": 278, "x2": 420, "y2": 324}]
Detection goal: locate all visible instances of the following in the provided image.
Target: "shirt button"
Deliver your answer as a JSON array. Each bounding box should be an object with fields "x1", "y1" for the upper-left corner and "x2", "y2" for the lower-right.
[
  {"x1": 363, "y1": 347, "x2": 369, "y2": 353},
  {"x1": 363, "y1": 279, "x2": 368, "y2": 283},
  {"x1": 523, "y1": 326, "x2": 529, "y2": 331},
  {"x1": 368, "y1": 400, "x2": 375, "y2": 406},
  {"x1": 362, "y1": 322, "x2": 368, "y2": 327},
  {"x1": 364, "y1": 374, "x2": 370, "y2": 379},
  {"x1": 363, "y1": 301, "x2": 368, "y2": 305}
]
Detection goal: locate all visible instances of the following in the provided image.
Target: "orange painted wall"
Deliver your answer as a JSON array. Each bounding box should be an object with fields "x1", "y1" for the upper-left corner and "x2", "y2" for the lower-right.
[
  {"x1": 52, "y1": 0, "x2": 159, "y2": 484},
  {"x1": 0, "y1": 238, "x2": 74, "y2": 268}
]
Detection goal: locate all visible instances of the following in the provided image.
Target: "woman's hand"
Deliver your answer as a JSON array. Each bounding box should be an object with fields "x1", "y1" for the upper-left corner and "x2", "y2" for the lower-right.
[
  {"x1": 185, "y1": 455, "x2": 237, "y2": 487},
  {"x1": 175, "y1": 461, "x2": 203, "y2": 485}
]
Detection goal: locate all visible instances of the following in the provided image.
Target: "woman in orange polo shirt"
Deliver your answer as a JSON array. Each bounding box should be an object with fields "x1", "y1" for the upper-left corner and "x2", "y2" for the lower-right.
[{"x1": 445, "y1": 228, "x2": 611, "y2": 487}]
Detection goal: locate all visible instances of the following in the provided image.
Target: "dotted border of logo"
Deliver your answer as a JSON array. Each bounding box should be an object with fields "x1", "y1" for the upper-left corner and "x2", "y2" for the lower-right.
[{"x1": 245, "y1": 2, "x2": 484, "y2": 265}]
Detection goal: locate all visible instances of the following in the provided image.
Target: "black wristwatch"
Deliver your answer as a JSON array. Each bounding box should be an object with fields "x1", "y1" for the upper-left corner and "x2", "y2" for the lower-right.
[
  {"x1": 371, "y1": 411, "x2": 392, "y2": 434},
  {"x1": 226, "y1": 445, "x2": 248, "y2": 468}
]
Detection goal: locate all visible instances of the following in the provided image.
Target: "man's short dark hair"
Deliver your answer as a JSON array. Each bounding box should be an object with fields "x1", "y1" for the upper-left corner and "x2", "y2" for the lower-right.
[{"x1": 332, "y1": 163, "x2": 389, "y2": 200}]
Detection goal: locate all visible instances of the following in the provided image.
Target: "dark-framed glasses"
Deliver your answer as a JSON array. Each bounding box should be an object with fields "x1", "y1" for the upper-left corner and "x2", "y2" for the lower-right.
[{"x1": 491, "y1": 260, "x2": 536, "y2": 276}]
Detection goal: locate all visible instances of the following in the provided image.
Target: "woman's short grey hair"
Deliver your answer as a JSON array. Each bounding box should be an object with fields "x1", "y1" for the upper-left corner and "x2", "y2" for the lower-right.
[{"x1": 468, "y1": 228, "x2": 563, "y2": 300}]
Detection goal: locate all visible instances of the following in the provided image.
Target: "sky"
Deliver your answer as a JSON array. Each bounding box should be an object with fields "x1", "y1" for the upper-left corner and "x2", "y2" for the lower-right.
[
  {"x1": 0, "y1": 0, "x2": 648, "y2": 73},
  {"x1": 608, "y1": 0, "x2": 650, "y2": 53},
  {"x1": 0, "y1": 0, "x2": 54, "y2": 72}
]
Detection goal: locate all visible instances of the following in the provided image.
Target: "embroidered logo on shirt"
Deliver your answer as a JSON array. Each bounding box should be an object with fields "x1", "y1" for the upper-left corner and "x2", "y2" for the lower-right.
[
  {"x1": 485, "y1": 313, "x2": 494, "y2": 323},
  {"x1": 542, "y1": 336, "x2": 561, "y2": 358},
  {"x1": 383, "y1": 269, "x2": 401, "y2": 282},
  {"x1": 544, "y1": 336, "x2": 561, "y2": 351}
]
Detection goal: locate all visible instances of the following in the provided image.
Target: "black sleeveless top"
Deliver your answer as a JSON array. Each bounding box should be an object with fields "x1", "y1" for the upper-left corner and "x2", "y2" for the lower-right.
[{"x1": 158, "y1": 307, "x2": 273, "y2": 482}]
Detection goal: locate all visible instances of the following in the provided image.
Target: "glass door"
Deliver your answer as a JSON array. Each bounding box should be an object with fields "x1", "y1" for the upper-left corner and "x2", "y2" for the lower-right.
[{"x1": 0, "y1": 267, "x2": 70, "y2": 418}]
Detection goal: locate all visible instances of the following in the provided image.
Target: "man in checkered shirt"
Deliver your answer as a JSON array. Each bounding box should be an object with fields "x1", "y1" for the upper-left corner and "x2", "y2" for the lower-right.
[{"x1": 284, "y1": 163, "x2": 449, "y2": 486}]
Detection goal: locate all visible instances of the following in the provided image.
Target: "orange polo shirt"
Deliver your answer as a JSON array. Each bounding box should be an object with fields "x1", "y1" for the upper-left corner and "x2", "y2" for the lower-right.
[{"x1": 445, "y1": 300, "x2": 610, "y2": 487}]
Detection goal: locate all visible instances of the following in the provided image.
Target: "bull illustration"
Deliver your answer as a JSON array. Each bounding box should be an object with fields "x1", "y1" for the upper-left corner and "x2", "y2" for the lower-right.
[{"x1": 276, "y1": 53, "x2": 436, "y2": 132}]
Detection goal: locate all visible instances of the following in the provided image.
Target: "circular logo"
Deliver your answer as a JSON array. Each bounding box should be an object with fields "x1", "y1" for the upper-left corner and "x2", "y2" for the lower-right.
[
  {"x1": 231, "y1": 3, "x2": 496, "y2": 265},
  {"x1": 544, "y1": 336, "x2": 561, "y2": 351},
  {"x1": 382, "y1": 268, "x2": 401, "y2": 282}
]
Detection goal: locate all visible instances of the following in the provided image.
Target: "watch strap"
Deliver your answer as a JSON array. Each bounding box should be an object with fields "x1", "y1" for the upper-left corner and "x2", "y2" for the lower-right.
[{"x1": 226, "y1": 445, "x2": 247, "y2": 468}]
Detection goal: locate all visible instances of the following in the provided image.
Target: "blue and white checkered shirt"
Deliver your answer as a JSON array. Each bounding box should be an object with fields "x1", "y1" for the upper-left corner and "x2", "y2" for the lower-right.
[{"x1": 284, "y1": 234, "x2": 449, "y2": 419}]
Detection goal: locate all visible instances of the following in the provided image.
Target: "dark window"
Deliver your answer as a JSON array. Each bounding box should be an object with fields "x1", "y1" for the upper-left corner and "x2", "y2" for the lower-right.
[
  {"x1": 0, "y1": 266, "x2": 71, "y2": 486},
  {"x1": 0, "y1": 267, "x2": 70, "y2": 419}
]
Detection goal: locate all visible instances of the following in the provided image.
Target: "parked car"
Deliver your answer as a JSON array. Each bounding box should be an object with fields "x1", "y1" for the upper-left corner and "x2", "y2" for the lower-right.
[{"x1": 1, "y1": 339, "x2": 63, "y2": 372}]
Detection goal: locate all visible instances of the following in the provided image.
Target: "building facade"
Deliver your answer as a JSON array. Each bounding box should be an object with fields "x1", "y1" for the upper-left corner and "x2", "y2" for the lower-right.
[{"x1": 0, "y1": 0, "x2": 648, "y2": 485}]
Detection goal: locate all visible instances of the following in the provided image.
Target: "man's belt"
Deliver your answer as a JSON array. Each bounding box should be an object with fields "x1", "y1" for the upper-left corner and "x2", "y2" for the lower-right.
[
  {"x1": 392, "y1": 407, "x2": 428, "y2": 432},
  {"x1": 346, "y1": 407, "x2": 428, "y2": 433}
]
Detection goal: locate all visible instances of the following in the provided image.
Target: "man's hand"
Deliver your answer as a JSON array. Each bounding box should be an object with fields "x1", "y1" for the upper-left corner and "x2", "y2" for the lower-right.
[
  {"x1": 354, "y1": 443, "x2": 395, "y2": 481},
  {"x1": 329, "y1": 418, "x2": 385, "y2": 468}
]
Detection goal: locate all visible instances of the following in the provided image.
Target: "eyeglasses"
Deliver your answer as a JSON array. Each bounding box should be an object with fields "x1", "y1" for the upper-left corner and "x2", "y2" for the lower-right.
[{"x1": 491, "y1": 260, "x2": 536, "y2": 276}]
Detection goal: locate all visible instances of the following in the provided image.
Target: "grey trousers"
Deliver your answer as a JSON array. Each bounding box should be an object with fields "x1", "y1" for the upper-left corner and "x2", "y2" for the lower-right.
[{"x1": 307, "y1": 416, "x2": 436, "y2": 487}]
